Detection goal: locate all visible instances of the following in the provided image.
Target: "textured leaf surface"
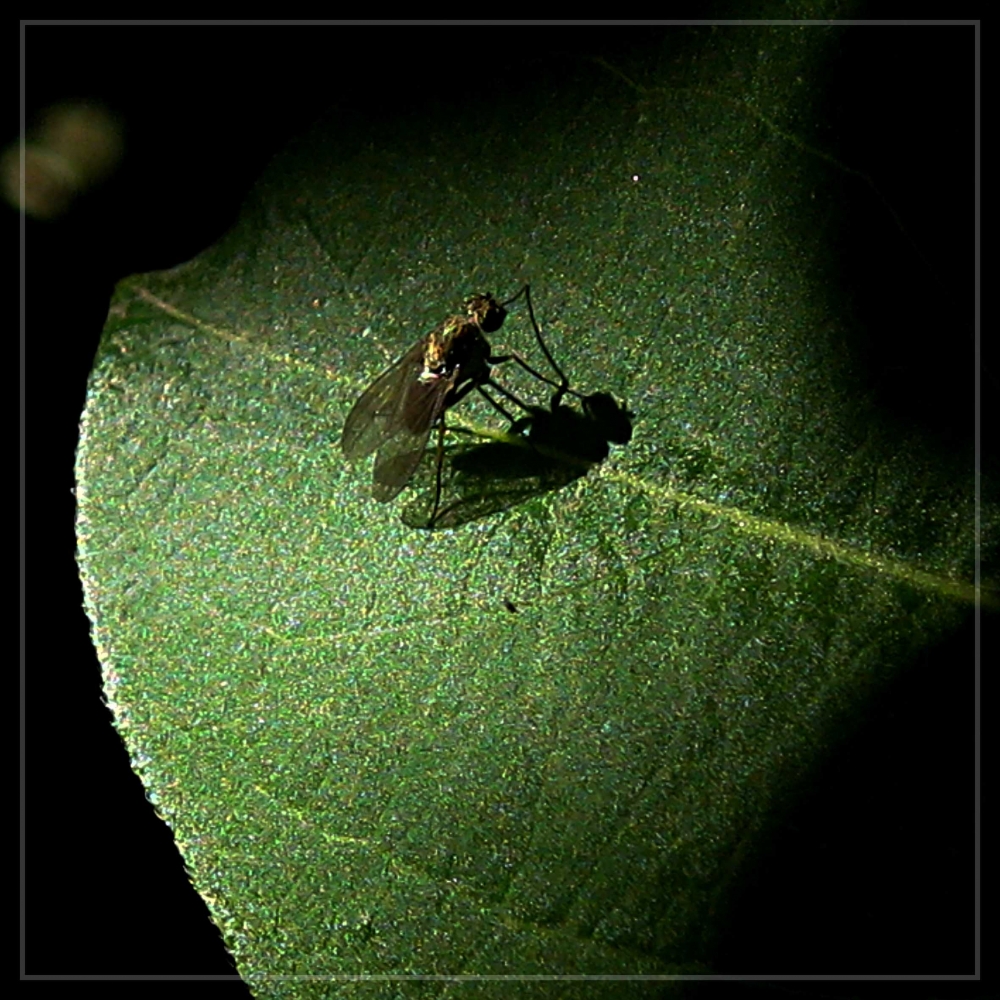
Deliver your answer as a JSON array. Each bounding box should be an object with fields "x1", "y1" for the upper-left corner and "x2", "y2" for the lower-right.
[{"x1": 76, "y1": 23, "x2": 986, "y2": 996}]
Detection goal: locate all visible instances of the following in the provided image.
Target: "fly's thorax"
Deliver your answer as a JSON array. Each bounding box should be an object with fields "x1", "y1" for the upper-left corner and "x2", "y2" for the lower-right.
[
  {"x1": 421, "y1": 324, "x2": 455, "y2": 375},
  {"x1": 419, "y1": 320, "x2": 464, "y2": 383},
  {"x1": 419, "y1": 319, "x2": 492, "y2": 386},
  {"x1": 443, "y1": 323, "x2": 492, "y2": 384}
]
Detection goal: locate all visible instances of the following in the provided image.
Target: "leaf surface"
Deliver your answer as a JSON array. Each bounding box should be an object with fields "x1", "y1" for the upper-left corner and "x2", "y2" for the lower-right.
[{"x1": 76, "y1": 22, "x2": 987, "y2": 995}]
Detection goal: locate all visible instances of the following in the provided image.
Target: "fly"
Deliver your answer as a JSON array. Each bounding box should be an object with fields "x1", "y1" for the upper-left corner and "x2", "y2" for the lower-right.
[{"x1": 340, "y1": 291, "x2": 517, "y2": 507}]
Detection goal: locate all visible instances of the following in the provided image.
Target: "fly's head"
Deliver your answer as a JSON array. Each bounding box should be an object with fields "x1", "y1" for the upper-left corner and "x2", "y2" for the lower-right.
[{"x1": 465, "y1": 293, "x2": 506, "y2": 334}]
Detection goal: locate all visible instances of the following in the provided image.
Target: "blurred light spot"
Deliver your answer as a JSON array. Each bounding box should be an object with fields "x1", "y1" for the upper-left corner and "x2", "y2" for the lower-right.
[{"x1": 2, "y1": 101, "x2": 123, "y2": 219}]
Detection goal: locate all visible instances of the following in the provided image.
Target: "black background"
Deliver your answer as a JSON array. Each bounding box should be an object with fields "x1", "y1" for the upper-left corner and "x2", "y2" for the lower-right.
[{"x1": 22, "y1": 15, "x2": 986, "y2": 992}]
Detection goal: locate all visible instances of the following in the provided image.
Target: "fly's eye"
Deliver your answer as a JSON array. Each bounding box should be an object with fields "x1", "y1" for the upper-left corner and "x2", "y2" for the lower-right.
[{"x1": 479, "y1": 303, "x2": 506, "y2": 334}]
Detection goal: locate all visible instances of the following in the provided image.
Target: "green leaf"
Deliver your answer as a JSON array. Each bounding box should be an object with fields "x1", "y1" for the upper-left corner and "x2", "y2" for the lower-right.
[{"x1": 76, "y1": 24, "x2": 987, "y2": 995}]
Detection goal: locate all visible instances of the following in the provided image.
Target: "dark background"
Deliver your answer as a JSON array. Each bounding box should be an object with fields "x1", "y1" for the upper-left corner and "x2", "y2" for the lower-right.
[{"x1": 23, "y1": 15, "x2": 985, "y2": 992}]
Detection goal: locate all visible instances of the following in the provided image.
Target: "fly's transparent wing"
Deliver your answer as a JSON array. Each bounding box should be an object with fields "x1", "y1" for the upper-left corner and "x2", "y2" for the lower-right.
[
  {"x1": 340, "y1": 315, "x2": 493, "y2": 502},
  {"x1": 340, "y1": 341, "x2": 425, "y2": 461},
  {"x1": 370, "y1": 375, "x2": 455, "y2": 502}
]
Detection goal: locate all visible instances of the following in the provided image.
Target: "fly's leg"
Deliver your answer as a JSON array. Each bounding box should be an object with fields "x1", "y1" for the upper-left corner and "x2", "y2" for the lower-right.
[
  {"x1": 428, "y1": 413, "x2": 447, "y2": 529},
  {"x1": 496, "y1": 285, "x2": 582, "y2": 408},
  {"x1": 489, "y1": 350, "x2": 563, "y2": 394},
  {"x1": 480, "y1": 379, "x2": 539, "y2": 421}
]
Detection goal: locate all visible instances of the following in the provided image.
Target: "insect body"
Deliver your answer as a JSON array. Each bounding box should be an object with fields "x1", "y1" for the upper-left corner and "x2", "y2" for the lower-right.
[{"x1": 340, "y1": 293, "x2": 508, "y2": 502}]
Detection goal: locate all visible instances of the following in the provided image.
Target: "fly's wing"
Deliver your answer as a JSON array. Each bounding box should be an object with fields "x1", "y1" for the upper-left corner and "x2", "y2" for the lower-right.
[
  {"x1": 370, "y1": 374, "x2": 454, "y2": 502},
  {"x1": 340, "y1": 341, "x2": 426, "y2": 461}
]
